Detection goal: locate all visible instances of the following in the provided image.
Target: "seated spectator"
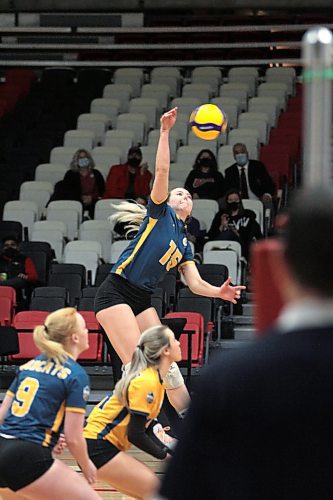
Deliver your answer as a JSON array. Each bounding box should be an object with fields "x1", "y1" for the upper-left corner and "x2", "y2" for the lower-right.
[
  {"x1": 184, "y1": 149, "x2": 225, "y2": 201},
  {"x1": 207, "y1": 189, "x2": 262, "y2": 261},
  {"x1": 0, "y1": 235, "x2": 38, "y2": 308},
  {"x1": 48, "y1": 149, "x2": 105, "y2": 218},
  {"x1": 104, "y1": 146, "x2": 152, "y2": 199},
  {"x1": 224, "y1": 143, "x2": 276, "y2": 206}
]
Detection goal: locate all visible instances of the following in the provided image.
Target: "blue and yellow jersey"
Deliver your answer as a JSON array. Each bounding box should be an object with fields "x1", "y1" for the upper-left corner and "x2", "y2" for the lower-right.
[
  {"x1": 0, "y1": 354, "x2": 90, "y2": 448},
  {"x1": 112, "y1": 195, "x2": 194, "y2": 291},
  {"x1": 84, "y1": 367, "x2": 164, "y2": 451}
]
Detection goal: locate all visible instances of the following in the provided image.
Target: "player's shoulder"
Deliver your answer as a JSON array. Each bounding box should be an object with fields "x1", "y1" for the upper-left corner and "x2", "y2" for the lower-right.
[{"x1": 131, "y1": 367, "x2": 160, "y2": 387}]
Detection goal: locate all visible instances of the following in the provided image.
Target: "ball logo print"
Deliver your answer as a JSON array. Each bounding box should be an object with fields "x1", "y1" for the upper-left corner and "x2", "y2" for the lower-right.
[{"x1": 190, "y1": 103, "x2": 228, "y2": 140}]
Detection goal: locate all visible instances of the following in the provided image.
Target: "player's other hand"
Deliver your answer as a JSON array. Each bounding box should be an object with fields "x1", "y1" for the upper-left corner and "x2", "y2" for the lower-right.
[{"x1": 219, "y1": 276, "x2": 246, "y2": 304}]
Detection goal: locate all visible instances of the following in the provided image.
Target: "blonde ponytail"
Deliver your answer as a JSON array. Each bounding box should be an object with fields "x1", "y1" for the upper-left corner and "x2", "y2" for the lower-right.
[
  {"x1": 114, "y1": 325, "x2": 171, "y2": 405},
  {"x1": 33, "y1": 307, "x2": 79, "y2": 365},
  {"x1": 109, "y1": 201, "x2": 147, "y2": 237}
]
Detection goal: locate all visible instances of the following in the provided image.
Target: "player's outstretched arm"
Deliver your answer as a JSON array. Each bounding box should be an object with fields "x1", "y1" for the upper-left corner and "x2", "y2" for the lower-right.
[
  {"x1": 150, "y1": 107, "x2": 177, "y2": 203},
  {"x1": 181, "y1": 264, "x2": 245, "y2": 304}
]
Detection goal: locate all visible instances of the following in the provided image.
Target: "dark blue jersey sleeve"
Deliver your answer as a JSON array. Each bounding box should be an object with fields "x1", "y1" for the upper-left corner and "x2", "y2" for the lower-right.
[
  {"x1": 147, "y1": 195, "x2": 169, "y2": 220},
  {"x1": 65, "y1": 367, "x2": 90, "y2": 414},
  {"x1": 6, "y1": 375, "x2": 19, "y2": 397}
]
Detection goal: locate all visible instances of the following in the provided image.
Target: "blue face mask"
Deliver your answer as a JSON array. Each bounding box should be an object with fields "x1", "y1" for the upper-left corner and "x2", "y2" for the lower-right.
[
  {"x1": 235, "y1": 153, "x2": 248, "y2": 166},
  {"x1": 78, "y1": 157, "x2": 90, "y2": 168}
]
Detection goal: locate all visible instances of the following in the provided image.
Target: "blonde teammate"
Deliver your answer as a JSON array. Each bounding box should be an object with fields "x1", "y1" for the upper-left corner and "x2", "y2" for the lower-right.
[
  {"x1": 0, "y1": 308, "x2": 100, "y2": 500},
  {"x1": 84, "y1": 325, "x2": 181, "y2": 499}
]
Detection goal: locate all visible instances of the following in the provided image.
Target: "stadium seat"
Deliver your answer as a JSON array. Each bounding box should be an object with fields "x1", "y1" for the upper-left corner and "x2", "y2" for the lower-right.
[{"x1": 10, "y1": 310, "x2": 49, "y2": 361}]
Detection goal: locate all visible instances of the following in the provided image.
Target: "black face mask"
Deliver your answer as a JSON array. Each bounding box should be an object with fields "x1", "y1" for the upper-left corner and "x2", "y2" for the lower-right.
[
  {"x1": 128, "y1": 157, "x2": 141, "y2": 168},
  {"x1": 227, "y1": 201, "x2": 240, "y2": 211},
  {"x1": 199, "y1": 158, "x2": 214, "y2": 168},
  {"x1": 3, "y1": 247, "x2": 19, "y2": 259}
]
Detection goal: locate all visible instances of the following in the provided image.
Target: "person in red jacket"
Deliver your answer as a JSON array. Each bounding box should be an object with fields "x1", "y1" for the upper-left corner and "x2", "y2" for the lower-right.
[
  {"x1": 104, "y1": 146, "x2": 153, "y2": 199},
  {"x1": 0, "y1": 235, "x2": 38, "y2": 309}
]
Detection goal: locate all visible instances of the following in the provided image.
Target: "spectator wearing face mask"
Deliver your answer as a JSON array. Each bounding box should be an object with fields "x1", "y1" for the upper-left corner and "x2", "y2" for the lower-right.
[
  {"x1": 47, "y1": 149, "x2": 105, "y2": 218},
  {"x1": 224, "y1": 143, "x2": 276, "y2": 205},
  {"x1": 0, "y1": 235, "x2": 38, "y2": 308},
  {"x1": 103, "y1": 146, "x2": 152, "y2": 200},
  {"x1": 207, "y1": 189, "x2": 262, "y2": 261},
  {"x1": 184, "y1": 149, "x2": 225, "y2": 201}
]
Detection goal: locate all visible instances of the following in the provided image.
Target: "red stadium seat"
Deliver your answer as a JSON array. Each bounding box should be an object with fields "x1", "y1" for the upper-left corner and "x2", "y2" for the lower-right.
[
  {"x1": 260, "y1": 144, "x2": 294, "y2": 187},
  {"x1": 77, "y1": 310, "x2": 104, "y2": 362},
  {"x1": 164, "y1": 311, "x2": 205, "y2": 368},
  {"x1": 11, "y1": 311, "x2": 48, "y2": 360},
  {"x1": 0, "y1": 286, "x2": 16, "y2": 326}
]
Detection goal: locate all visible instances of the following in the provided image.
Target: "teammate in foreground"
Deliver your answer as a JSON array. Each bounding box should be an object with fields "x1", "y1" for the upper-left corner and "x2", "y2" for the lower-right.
[
  {"x1": 84, "y1": 325, "x2": 181, "y2": 499},
  {"x1": 0, "y1": 308, "x2": 100, "y2": 500}
]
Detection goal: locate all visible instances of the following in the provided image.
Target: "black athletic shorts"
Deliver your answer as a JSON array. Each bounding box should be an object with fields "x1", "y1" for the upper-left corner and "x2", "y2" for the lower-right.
[
  {"x1": 0, "y1": 437, "x2": 54, "y2": 491},
  {"x1": 94, "y1": 273, "x2": 152, "y2": 316},
  {"x1": 86, "y1": 438, "x2": 120, "y2": 469}
]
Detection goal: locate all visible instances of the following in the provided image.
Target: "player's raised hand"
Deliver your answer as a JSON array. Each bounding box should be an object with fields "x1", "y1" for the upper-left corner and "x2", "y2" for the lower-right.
[
  {"x1": 219, "y1": 276, "x2": 246, "y2": 304},
  {"x1": 160, "y1": 107, "x2": 177, "y2": 132}
]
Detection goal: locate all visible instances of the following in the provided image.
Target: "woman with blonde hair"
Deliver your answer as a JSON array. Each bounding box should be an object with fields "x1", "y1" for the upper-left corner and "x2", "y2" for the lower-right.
[
  {"x1": 95, "y1": 108, "x2": 245, "y2": 417},
  {"x1": 0, "y1": 308, "x2": 100, "y2": 500},
  {"x1": 84, "y1": 324, "x2": 182, "y2": 499}
]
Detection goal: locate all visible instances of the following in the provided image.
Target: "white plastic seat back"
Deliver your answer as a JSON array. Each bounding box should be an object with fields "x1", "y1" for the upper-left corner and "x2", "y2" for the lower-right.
[
  {"x1": 176, "y1": 145, "x2": 204, "y2": 165},
  {"x1": 116, "y1": 113, "x2": 147, "y2": 145},
  {"x1": 103, "y1": 84, "x2": 132, "y2": 112},
  {"x1": 79, "y1": 222, "x2": 112, "y2": 263},
  {"x1": 242, "y1": 199, "x2": 264, "y2": 232},
  {"x1": 31, "y1": 221, "x2": 66, "y2": 261},
  {"x1": 113, "y1": 68, "x2": 144, "y2": 98},
  {"x1": 64, "y1": 250, "x2": 99, "y2": 282},
  {"x1": 238, "y1": 113, "x2": 269, "y2": 145},
  {"x1": 110, "y1": 240, "x2": 130, "y2": 264},
  {"x1": 46, "y1": 200, "x2": 82, "y2": 240},
  {"x1": 50, "y1": 147, "x2": 77, "y2": 167},
  {"x1": 182, "y1": 83, "x2": 213, "y2": 103},
  {"x1": 140, "y1": 146, "x2": 156, "y2": 171},
  {"x1": 90, "y1": 98, "x2": 121, "y2": 128},
  {"x1": 140, "y1": 84, "x2": 171, "y2": 112},
  {"x1": 170, "y1": 97, "x2": 201, "y2": 119},
  {"x1": 77, "y1": 113, "x2": 109, "y2": 145},
  {"x1": 169, "y1": 162, "x2": 191, "y2": 185},
  {"x1": 129, "y1": 98, "x2": 159, "y2": 129},
  {"x1": 3, "y1": 200, "x2": 38, "y2": 238},
  {"x1": 64, "y1": 129, "x2": 95, "y2": 150},
  {"x1": 218, "y1": 145, "x2": 236, "y2": 173},
  {"x1": 94, "y1": 199, "x2": 124, "y2": 221},
  {"x1": 103, "y1": 130, "x2": 135, "y2": 162},
  {"x1": 257, "y1": 83, "x2": 288, "y2": 111},
  {"x1": 35, "y1": 163, "x2": 68, "y2": 186},
  {"x1": 248, "y1": 97, "x2": 280, "y2": 128},
  {"x1": 19, "y1": 181, "x2": 54, "y2": 219},
  {"x1": 203, "y1": 249, "x2": 239, "y2": 284},
  {"x1": 219, "y1": 84, "x2": 249, "y2": 112},
  {"x1": 187, "y1": 134, "x2": 220, "y2": 153},
  {"x1": 191, "y1": 205, "x2": 219, "y2": 232}
]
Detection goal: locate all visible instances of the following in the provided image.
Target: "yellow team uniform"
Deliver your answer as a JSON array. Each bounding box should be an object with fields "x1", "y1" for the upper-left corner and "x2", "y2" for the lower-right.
[{"x1": 84, "y1": 367, "x2": 165, "y2": 451}]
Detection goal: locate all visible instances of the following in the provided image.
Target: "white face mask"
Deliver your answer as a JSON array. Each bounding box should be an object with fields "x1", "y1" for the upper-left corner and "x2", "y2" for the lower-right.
[
  {"x1": 78, "y1": 157, "x2": 90, "y2": 168},
  {"x1": 235, "y1": 153, "x2": 248, "y2": 166}
]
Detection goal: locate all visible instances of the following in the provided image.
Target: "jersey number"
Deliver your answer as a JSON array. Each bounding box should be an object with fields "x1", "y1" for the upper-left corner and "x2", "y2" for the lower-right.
[
  {"x1": 11, "y1": 377, "x2": 40, "y2": 418},
  {"x1": 159, "y1": 240, "x2": 182, "y2": 271}
]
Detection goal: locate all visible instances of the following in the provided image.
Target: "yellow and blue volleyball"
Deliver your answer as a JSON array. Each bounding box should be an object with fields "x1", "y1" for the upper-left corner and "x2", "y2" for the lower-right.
[{"x1": 190, "y1": 103, "x2": 228, "y2": 140}]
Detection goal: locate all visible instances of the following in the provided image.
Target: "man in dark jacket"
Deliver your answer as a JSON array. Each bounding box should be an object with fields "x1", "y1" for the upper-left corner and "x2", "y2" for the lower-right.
[
  {"x1": 160, "y1": 187, "x2": 333, "y2": 500},
  {"x1": 224, "y1": 142, "x2": 276, "y2": 202}
]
